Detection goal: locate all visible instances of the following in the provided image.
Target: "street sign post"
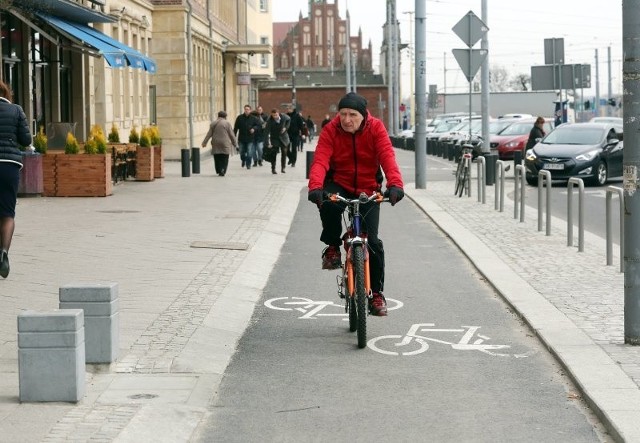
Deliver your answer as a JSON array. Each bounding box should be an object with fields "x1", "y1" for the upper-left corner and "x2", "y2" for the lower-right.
[{"x1": 452, "y1": 11, "x2": 489, "y2": 140}]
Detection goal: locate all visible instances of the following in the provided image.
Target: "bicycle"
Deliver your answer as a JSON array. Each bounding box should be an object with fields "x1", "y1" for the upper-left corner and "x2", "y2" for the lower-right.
[
  {"x1": 327, "y1": 191, "x2": 386, "y2": 349},
  {"x1": 453, "y1": 143, "x2": 474, "y2": 197}
]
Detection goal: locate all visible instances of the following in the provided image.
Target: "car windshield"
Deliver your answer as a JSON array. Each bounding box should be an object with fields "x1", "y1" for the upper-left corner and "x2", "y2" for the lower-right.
[
  {"x1": 490, "y1": 120, "x2": 515, "y2": 134},
  {"x1": 542, "y1": 126, "x2": 605, "y2": 145},
  {"x1": 499, "y1": 121, "x2": 534, "y2": 135},
  {"x1": 433, "y1": 120, "x2": 462, "y2": 133}
]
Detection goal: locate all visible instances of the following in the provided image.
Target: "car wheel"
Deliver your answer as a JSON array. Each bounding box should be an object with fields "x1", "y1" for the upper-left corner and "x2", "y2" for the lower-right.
[
  {"x1": 526, "y1": 175, "x2": 538, "y2": 186},
  {"x1": 592, "y1": 161, "x2": 608, "y2": 186}
]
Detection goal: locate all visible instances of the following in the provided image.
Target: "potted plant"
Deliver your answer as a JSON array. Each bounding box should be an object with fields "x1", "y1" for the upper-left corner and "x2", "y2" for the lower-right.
[
  {"x1": 135, "y1": 127, "x2": 154, "y2": 181},
  {"x1": 44, "y1": 129, "x2": 113, "y2": 197},
  {"x1": 108, "y1": 123, "x2": 120, "y2": 143},
  {"x1": 150, "y1": 125, "x2": 163, "y2": 178},
  {"x1": 18, "y1": 126, "x2": 45, "y2": 196}
]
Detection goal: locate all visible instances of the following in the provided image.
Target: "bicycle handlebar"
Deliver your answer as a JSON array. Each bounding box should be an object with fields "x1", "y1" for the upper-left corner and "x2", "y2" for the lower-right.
[{"x1": 326, "y1": 191, "x2": 387, "y2": 204}]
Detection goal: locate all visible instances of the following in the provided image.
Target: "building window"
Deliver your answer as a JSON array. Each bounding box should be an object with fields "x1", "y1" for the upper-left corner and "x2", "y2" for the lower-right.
[
  {"x1": 260, "y1": 36, "x2": 269, "y2": 67},
  {"x1": 259, "y1": 0, "x2": 268, "y2": 12}
]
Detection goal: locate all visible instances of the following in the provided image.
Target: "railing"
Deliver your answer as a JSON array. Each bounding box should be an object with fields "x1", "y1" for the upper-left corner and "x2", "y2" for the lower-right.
[
  {"x1": 494, "y1": 160, "x2": 506, "y2": 212},
  {"x1": 475, "y1": 156, "x2": 486, "y2": 204},
  {"x1": 537, "y1": 170, "x2": 552, "y2": 236},
  {"x1": 605, "y1": 186, "x2": 624, "y2": 272},
  {"x1": 514, "y1": 163, "x2": 526, "y2": 222},
  {"x1": 567, "y1": 177, "x2": 585, "y2": 252}
]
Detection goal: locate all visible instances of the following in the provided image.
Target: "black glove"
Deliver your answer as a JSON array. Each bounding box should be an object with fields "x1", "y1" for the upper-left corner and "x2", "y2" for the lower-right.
[
  {"x1": 384, "y1": 186, "x2": 404, "y2": 206},
  {"x1": 308, "y1": 189, "x2": 324, "y2": 207}
]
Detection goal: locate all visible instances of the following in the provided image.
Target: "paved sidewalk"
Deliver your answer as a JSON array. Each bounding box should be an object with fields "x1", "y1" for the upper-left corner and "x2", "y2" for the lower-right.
[
  {"x1": 0, "y1": 149, "x2": 310, "y2": 442},
  {"x1": 1, "y1": 144, "x2": 639, "y2": 442},
  {"x1": 407, "y1": 172, "x2": 640, "y2": 442}
]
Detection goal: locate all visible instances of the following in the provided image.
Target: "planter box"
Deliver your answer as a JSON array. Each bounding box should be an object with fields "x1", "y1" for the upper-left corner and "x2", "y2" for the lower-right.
[
  {"x1": 153, "y1": 145, "x2": 163, "y2": 178},
  {"x1": 18, "y1": 153, "x2": 43, "y2": 196},
  {"x1": 42, "y1": 152, "x2": 112, "y2": 197},
  {"x1": 135, "y1": 146, "x2": 154, "y2": 181}
]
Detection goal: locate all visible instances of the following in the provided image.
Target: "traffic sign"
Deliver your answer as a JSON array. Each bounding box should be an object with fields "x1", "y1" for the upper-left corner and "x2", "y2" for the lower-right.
[
  {"x1": 452, "y1": 48, "x2": 488, "y2": 82},
  {"x1": 452, "y1": 11, "x2": 489, "y2": 48}
]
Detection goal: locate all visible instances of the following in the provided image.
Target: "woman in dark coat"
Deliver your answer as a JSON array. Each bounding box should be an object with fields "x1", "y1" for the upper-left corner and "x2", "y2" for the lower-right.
[
  {"x1": 0, "y1": 80, "x2": 32, "y2": 278},
  {"x1": 526, "y1": 116, "x2": 546, "y2": 151}
]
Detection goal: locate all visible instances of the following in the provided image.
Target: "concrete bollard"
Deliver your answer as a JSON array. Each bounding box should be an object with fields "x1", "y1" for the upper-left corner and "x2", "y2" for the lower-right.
[
  {"x1": 59, "y1": 282, "x2": 119, "y2": 364},
  {"x1": 18, "y1": 309, "x2": 85, "y2": 402}
]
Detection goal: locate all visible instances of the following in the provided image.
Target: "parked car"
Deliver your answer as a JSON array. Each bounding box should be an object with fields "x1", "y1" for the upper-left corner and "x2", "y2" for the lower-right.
[
  {"x1": 524, "y1": 122, "x2": 623, "y2": 186},
  {"x1": 427, "y1": 112, "x2": 472, "y2": 132},
  {"x1": 493, "y1": 118, "x2": 554, "y2": 160},
  {"x1": 589, "y1": 116, "x2": 623, "y2": 132},
  {"x1": 425, "y1": 118, "x2": 466, "y2": 140}
]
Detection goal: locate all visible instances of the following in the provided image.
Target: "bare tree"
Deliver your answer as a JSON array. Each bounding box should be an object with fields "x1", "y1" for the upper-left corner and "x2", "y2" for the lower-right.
[
  {"x1": 509, "y1": 74, "x2": 531, "y2": 91},
  {"x1": 489, "y1": 66, "x2": 510, "y2": 92}
]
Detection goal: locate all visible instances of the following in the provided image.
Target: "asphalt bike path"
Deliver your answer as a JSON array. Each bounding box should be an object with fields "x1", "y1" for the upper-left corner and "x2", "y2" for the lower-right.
[{"x1": 193, "y1": 187, "x2": 605, "y2": 442}]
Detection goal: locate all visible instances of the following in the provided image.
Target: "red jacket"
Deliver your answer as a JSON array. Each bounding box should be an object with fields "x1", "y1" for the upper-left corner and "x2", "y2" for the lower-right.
[{"x1": 308, "y1": 113, "x2": 404, "y2": 194}]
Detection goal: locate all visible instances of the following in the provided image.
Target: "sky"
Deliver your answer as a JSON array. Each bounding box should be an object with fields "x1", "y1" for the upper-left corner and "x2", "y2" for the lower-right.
[{"x1": 271, "y1": 0, "x2": 622, "y2": 98}]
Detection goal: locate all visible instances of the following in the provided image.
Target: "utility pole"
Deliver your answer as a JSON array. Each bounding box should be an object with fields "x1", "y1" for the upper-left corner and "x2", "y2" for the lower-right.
[
  {"x1": 403, "y1": 10, "x2": 415, "y2": 127},
  {"x1": 595, "y1": 49, "x2": 600, "y2": 117},
  {"x1": 608, "y1": 46, "x2": 613, "y2": 117},
  {"x1": 387, "y1": 2, "x2": 393, "y2": 132},
  {"x1": 623, "y1": 1, "x2": 640, "y2": 344},
  {"x1": 414, "y1": 0, "x2": 426, "y2": 189},
  {"x1": 345, "y1": 8, "x2": 352, "y2": 93},
  {"x1": 480, "y1": 0, "x2": 490, "y2": 153},
  {"x1": 291, "y1": 50, "x2": 296, "y2": 108}
]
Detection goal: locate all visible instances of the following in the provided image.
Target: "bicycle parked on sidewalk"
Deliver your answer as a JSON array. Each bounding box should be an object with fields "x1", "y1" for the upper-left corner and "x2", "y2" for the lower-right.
[{"x1": 328, "y1": 191, "x2": 388, "y2": 349}]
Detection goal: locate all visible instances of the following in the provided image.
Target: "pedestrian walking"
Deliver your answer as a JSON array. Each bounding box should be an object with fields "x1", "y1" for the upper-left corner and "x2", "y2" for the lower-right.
[
  {"x1": 233, "y1": 104, "x2": 260, "y2": 170},
  {"x1": 201, "y1": 111, "x2": 237, "y2": 177},
  {"x1": 321, "y1": 113, "x2": 332, "y2": 131},
  {"x1": 526, "y1": 116, "x2": 546, "y2": 151},
  {"x1": 0, "y1": 80, "x2": 32, "y2": 278},
  {"x1": 286, "y1": 104, "x2": 305, "y2": 166},
  {"x1": 254, "y1": 105, "x2": 269, "y2": 167},
  {"x1": 306, "y1": 115, "x2": 316, "y2": 141},
  {"x1": 265, "y1": 108, "x2": 291, "y2": 174}
]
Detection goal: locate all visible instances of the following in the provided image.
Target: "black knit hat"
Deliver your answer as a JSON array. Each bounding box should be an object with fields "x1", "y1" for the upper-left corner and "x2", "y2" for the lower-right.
[{"x1": 338, "y1": 92, "x2": 367, "y2": 117}]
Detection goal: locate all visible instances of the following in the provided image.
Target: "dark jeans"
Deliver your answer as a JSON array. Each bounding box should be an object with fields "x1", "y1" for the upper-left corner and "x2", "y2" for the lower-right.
[
  {"x1": 287, "y1": 135, "x2": 299, "y2": 165},
  {"x1": 318, "y1": 182, "x2": 385, "y2": 293},
  {"x1": 213, "y1": 154, "x2": 229, "y2": 175}
]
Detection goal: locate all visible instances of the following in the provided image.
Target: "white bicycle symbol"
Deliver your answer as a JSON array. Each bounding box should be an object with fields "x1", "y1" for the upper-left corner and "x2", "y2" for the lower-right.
[
  {"x1": 368, "y1": 323, "x2": 533, "y2": 357},
  {"x1": 264, "y1": 296, "x2": 403, "y2": 319}
]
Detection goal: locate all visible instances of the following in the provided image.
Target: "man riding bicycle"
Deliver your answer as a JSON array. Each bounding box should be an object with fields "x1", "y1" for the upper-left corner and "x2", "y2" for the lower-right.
[{"x1": 308, "y1": 92, "x2": 405, "y2": 316}]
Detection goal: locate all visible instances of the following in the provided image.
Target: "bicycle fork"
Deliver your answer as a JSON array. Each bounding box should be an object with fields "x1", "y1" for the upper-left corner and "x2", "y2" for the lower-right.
[{"x1": 337, "y1": 239, "x2": 371, "y2": 298}]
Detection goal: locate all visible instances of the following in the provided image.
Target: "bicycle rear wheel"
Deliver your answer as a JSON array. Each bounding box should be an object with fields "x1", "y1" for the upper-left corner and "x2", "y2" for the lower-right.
[
  {"x1": 352, "y1": 244, "x2": 367, "y2": 348},
  {"x1": 457, "y1": 165, "x2": 468, "y2": 197},
  {"x1": 453, "y1": 159, "x2": 464, "y2": 195}
]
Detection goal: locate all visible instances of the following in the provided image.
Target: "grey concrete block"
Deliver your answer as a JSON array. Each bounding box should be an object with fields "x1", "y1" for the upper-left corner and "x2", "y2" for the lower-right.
[
  {"x1": 59, "y1": 282, "x2": 119, "y2": 364},
  {"x1": 18, "y1": 309, "x2": 85, "y2": 402}
]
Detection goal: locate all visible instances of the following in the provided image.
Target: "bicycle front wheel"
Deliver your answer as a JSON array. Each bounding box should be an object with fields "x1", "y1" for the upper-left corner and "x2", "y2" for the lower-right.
[
  {"x1": 457, "y1": 165, "x2": 468, "y2": 198},
  {"x1": 352, "y1": 244, "x2": 367, "y2": 348}
]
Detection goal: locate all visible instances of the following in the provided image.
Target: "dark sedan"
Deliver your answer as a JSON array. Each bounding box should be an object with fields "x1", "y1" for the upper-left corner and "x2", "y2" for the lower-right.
[{"x1": 524, "y1": 123, "x2": 623, "y2": 186}]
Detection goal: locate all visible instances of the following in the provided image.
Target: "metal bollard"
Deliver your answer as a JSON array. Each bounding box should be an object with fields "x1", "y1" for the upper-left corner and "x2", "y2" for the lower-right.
[
  {"x1": 191, "y1": 147, "x2": 201, "y2": 174},
  {"x1": 181, "y1": 148, "x2": 190, "y2": 177},
  {"x1": 484, "y1": 153, "x2": 497, "y2": 186},
  {"x1": 537, "y1": 170, "x2": 552, "y2": 236},
  {"x1": 514, "y1": 164, "x2": 526, "y2": 222},
  {"x1": 513, "y1": 150, "x2": 522, "y2": 169},
  {"x1": 567, "y1": 177, "x2": 585, "y2": 252},
  {"x1": 306, "y1": 151, "x2": 315, "y2": 179},
  {"x1": 605, "y1": 186, "x2": 624, "y2": 272},
  {"x1": 474, "y1": 156, "x2": 486, "y2": 204},
  {"x1": 495, "y1": 160, "x2": 505, "y2": 212}
]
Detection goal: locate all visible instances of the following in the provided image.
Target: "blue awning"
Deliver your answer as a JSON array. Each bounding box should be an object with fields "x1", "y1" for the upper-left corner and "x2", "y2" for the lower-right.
[{"x1": 38, "y1": 13, "x2": 156, "y2": 73}]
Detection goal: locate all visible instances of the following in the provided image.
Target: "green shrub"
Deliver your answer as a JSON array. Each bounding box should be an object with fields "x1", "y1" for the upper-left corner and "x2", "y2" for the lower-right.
[
  {"x1": 129, "y1": 126, "x2": 139, "y2": 143},
  {"x1": 84, "y1": 137, "x2": 98, "y2": 154},
  {"x1": 64, "y1": 132, "x2": 79, "y2": 154},
  {"x1": 33, "y1": 126, "x2": 47, "y2": 154},
  {"x1": 108, "y1": 123, "x2": 120, "y2": 143}
]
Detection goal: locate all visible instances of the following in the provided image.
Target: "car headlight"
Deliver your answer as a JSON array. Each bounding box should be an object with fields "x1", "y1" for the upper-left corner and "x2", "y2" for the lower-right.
[
  {"x1": 525, "y1": 150, "x2": 536, "y2": 161},
  {"x1": 575, "y1": 150, "x2": 599, "y2": 161},
  {"x1": 505, "y1": 140, "x2": 522, "y2": 148}
]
